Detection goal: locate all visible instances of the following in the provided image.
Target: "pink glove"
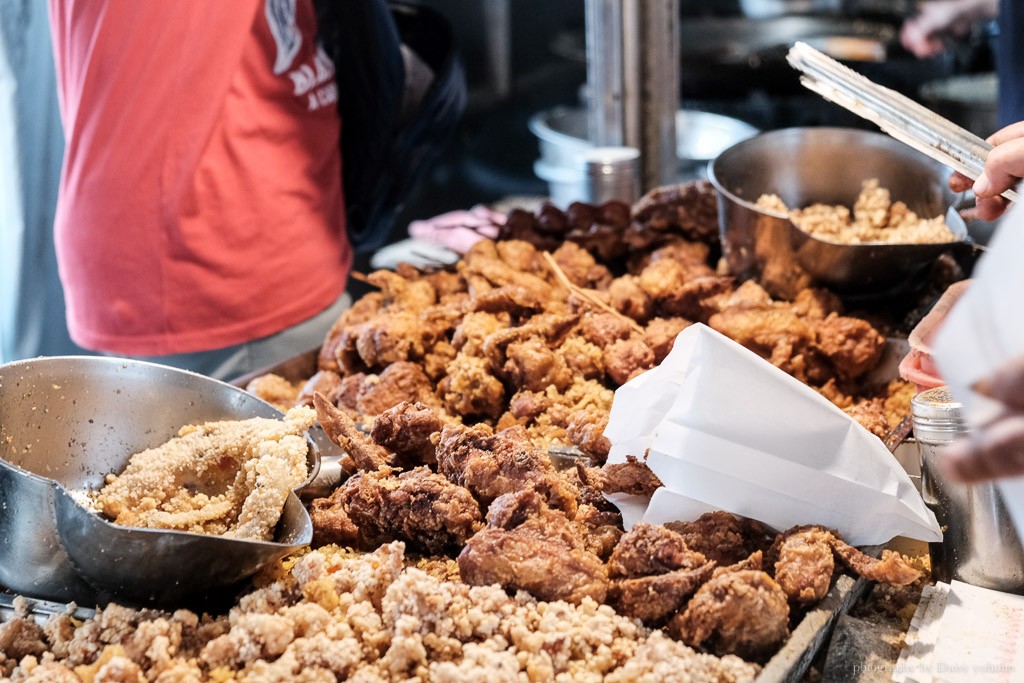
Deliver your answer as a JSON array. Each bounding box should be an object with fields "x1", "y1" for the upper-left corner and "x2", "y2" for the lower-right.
[
  {"x1": 408, "y1": 205, "x2": 505, "y2": 254},
  {"x1": 898, "y1": 280, "x2": 971, "y2": 392}
]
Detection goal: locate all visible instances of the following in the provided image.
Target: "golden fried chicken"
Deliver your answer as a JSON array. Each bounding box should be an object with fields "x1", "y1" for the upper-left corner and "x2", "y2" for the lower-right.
[
  {"x1": 496, "y1": 239, "x2": 545, "y2": 274},
  {"x1": 356, "y1": 361, "x2": 439, "y2": 418},
  {"x1": 812, "y1": 313, "x2": 886, "y2": 380},
  {"x1": 603, "y1": 337, "x2": 656, "y2": 384},
  {"x1": 843, "y1": 399, "x2": 891, "y2": 438},
  {"x1": 557, "y1": 335, "x2": 605, "y2": 380},
  {"x1": 92, "y1": 407, "x2": 315, "y2": 541},
  {"x1": 458, "y1": 490, "x2": 608, "y2": 604},
  {"x1": 577, "y1": 455, "x2": 664, "y2": 497},
  {"x1": 630, "y1": 181, "x2": 720, "y2": 245},
  {"x1": 435, "y1": 423, "x2": 578, "y2": 515},
  {"x1": 792, "y1": 288, "x2": 843, "y2": 319},
  {"x1": 713, "y1": 550, "x2": 764, "y2": 578},
  {"x1": 314, "y1": 392, "x2": 390, "y2": 471},
  {"x1": 355, "y1": 310, "x2": 427, "y2": 368},
  {"x1": 770, "y1": 526, "x2": 835, "y2": 604},
  {"x1": 334, "y1": 372, "x2": 366, "y2": 416},
  {"x1": 672, "y1": 570, "x2": 790, "y2": 660},
  {"x1": 551, "y1": 240, "x2": 613, "y2": 289},
  {"x1": 664, "y1": 512, "x2": 775, "y2": 566},
  {"x1": 451, "y1": 311, "x2": 510, "y2": 356},
  {"x1": 365, "y1": 269, "x2": 437, "y2": 312},
  {"x1": 830, "y1": 537, "x2": 922, "y2": 585},
  {"x1": 608, "y1": 523, "x2": 708, "y2": 577},
  {"x1": 579, "y1": 312, "x2": 634, "y2": 347},
  {"x1": 245, "y1": 374, "x2": 301, "y2": 413},
  {"x1": 503, "y1": 337, "x2": 573, "y2": 392},
  {"x1": 471, "y1": 285, "x2": 546, "y2": 317},
  {"x1": 608, "y1": 275, "x2": 654, "y2": 322},
  {"x1": 655, "y1": 276, "x2": 735, "y2": 322},
  {"x1": 310, "y1": 465, "x2": 482, "y2": 554},
  {"x1": 611, "y1": 564, "x2": 716, "y2": 624},
  {"x1": 439, "y1": 353, "x2": 506, "y2": 419},
  {"x1": 565, "y1": 408, "x2": 611, "y2": 463},
  {"x1": 422, "y1": 339, "x2": 457, "y2": 382},
  {"x1": 369, "y1": 401, "x2": 444, "y2": 467},
  {"x1": 644, "y1": 317, "x2": 692, "y2": 363},
  {"x1": 318, "y1": 292, "x2": 385, "y2": 372},
  {"x1": 459, "y1": 239, "x2": 557, "y2": 303},
  {"x1": 708, "y1": 306, "x2": 816, "y2": 380}
]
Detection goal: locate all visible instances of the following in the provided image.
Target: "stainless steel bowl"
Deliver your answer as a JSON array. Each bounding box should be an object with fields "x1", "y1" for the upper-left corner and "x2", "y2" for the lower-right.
[
  {"x1": 0, "y1": 356, "x2": 319, "y2": 605},
  {"x1": 709, "y1": 127, "x2": 965, "y2": 300}
]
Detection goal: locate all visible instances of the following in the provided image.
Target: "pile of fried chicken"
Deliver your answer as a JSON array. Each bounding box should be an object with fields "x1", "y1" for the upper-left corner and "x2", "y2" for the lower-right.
[
  {"x1": 248, "y1": 182, "x2": 912, "y2": 454},
  {"x1": 308, "y1": 394, "x2": 923, "y2": 662}
]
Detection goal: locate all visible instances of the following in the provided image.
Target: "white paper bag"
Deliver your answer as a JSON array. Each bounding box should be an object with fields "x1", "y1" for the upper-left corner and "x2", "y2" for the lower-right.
[{"x1": 605, "y1": 323, "x2": 941, "y2": 546}]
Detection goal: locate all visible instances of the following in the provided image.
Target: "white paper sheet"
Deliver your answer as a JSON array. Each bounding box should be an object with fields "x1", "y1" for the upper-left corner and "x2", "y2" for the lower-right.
[
  {"x1": 605, "y1": 323, "x2": 941, "y2": 546},
  {"x1": 931, "y1": 203, "x2": 1024, "y2": 537}
]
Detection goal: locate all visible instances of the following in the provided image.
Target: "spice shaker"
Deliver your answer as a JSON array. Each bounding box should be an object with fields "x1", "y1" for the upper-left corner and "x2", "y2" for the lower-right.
[
  {"x1": 912, "y1": 386, "x2": 1024, "y2": 592},
  {"x1": 578, "y1": 146, "x2": 640, "y2": 205}
]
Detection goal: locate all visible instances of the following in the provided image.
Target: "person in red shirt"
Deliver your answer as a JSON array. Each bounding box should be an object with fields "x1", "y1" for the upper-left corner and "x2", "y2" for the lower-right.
[{"x1": 48, "y1": 0, "x2": 352, "y2": 379}]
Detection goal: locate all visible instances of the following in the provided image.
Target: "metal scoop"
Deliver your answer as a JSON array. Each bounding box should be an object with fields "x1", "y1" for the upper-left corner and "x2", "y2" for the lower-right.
[{"x1": 0, "y1": 356, "x2": 343, "y2": 607}]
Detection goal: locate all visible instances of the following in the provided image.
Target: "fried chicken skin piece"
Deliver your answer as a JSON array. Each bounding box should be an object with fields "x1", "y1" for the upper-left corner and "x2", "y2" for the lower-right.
[
  {"x1": 672, "y1": 570, "x2": 790, "y2": 660},
  {"x1": 356, "y1": 361, "x2": 440, "y2": 418},
  {"x1": 435, "y1": 423, "x2": 578, "y2": 515},
  {"x1": 314, "y1": 392, "x2": 390, "y2": 471},
  {"x1": 664, "y1": 512, "x2": 775, "y2": 566},
  {"x1": 812, "y1": 313, "x2": 886, "y2": 380},
  {"x1": 770, "y1": 526, "x2": 835, "y2": 604},
  {"x1": 458, "y1": 490, "x2": 608, "y2": 604},
  {"x1": 369, "y1": 401, "x2": 444, "y2": 467},
  {"x1": 565, "y1": 408, "x2": 611, "y2": 463},
  {"x1": 610, "y1": 563, "x2": 717, "y2": 624},
  {"x1": 830, "y1": 538, "x2": 922, "y2": 586},
  {"x1": 311, "y1": 466, "x2": 482, "y2": 554},
  {"x1": 608, "y1": 523, "x2": 708, "y2": 577},
  {"x1": 577, "y1": 455, "x2": 664, "y2": 497},
  {"x1": 603, "y1": 337, "x2": 656, "y2": 384}
]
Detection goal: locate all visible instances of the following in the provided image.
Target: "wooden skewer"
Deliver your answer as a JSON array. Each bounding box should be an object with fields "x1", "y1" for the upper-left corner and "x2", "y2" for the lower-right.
[{"x1": 541, "y1": 251, "x2": 644, "y2": 334}]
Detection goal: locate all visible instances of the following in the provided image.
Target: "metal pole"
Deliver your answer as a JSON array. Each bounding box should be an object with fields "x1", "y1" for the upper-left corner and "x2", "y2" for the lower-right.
[
  {"x1": 639, "y1": 0, "x2": 679, "y2": 189},
  {"x1": 585, "y1": 0, "x2": 624, "y2": 147}
]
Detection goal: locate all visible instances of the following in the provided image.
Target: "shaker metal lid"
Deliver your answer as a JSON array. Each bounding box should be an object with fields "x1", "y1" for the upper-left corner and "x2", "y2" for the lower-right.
[{"x1": 911, "y1": 386, "x2": 964, "y2": 422}]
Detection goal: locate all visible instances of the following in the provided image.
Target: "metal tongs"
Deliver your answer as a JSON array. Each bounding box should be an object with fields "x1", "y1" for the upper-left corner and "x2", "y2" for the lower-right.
[{"x1": 788, "y1": 41, "x2": 1020, "y2": 203}]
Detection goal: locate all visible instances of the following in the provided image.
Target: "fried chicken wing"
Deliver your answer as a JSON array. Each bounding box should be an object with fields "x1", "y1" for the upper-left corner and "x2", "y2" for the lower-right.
[
  {"x1": 435, "y1": 423, "x2": 578, "y2": 515},
  {"x1": 314, "y1": 392, "x2": 390, "y2": 471},
  {"x1": 672, "y1": 570, "x2": 790, "y2": 660},
  {"x1": 830, "y1": 538, "x2": 922, "y2": 586},
  {"x1": 370, "y1": 401, "x2": 444, "y2": 467},
  {"x1": 664, "y1": 512, "x2": 775, "y2": 566},
  {"x1": 312, "y1": 466, "x2": 483, "y2": 554},
  {"x1": 458, "y1": 491, "x2": 608, "y2": 604},
  {"x1": 608, "y1": 523, "x2": 707, "y2": 577}
]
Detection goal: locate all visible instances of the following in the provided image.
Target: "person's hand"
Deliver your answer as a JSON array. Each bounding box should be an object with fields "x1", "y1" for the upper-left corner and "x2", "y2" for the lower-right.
[
  {"x1": 900, "y1": 0, "x2": 978, "y2": 58},
  {"x1": 955, "y1": 121, "x2": 1024, "y2": 221},
  {"x1": 940, "y1": 355, "x2": 1024, "y2": 483}
]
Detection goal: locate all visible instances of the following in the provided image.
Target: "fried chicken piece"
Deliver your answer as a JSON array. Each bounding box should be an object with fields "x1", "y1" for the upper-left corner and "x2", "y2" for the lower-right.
[
  {"x1": 829, "y1": 538, "x2": 922, "y2": 586},
  {"x1": 611, "y1": 564, "x2": 717, "y2": 624},
  {"x1": 792, "y1": 288, "x2": 843, "y2": 319},
  {"x1": 355, "y1": 310, "x2": 427, "y2": 368},
  {"x1": 557, "y1": 335, "x2": 605, "y2": 380},
  {"x1": 314, "y1": 392, "x2": 391, "y2": 471},
  {"x1": 309, "y1": 492, "x2": 361, "y2": 547},
  {"x1": 370, "y1": 401, "x2": 444, "y2": 467},
  {"x1": 672, "y1": 570, "x2": 790, "y2": 660},
  {"x1": 721, "y1": 280, "x2": 772, "y2": 309},
  {"x1": 603, "y1": 337, "x2": 656, "y2": 384},
  {"x1": 655, "y1": 276, "x2": 735, "y2": 322},
  {"x1": 94, "y1": 407, "x2": 315, "y2": 540},
  {"x1": 608, "y1": 523, "x2": 708, "y2": 577},
  {"x1": 770, "y1": 526, "x2": 835, "y2": 604},
  {"x1": 459, "y1": 240, "x2": 557, "y2": 303},
  {"x1": 630, "y1": 180, "x2": 720, "y2": 245},
  {"x1": 551, "y1": 240, "x2": 613, "y2": 289},
  {"x1": 481, "y1": 313, "x2": 580, "y2": 371},
  {"x1": 573, "y1": 502, "x2": 624, "y2": 559},
  {"x1": 844, "y1": 399, "x2": 890, "y2": 438},
  {"x1": 577, "y1": 455, "x2": 664, "y2": 497},
  {"x1": 245, "y1": 374, "x2": 301, "y2": 413},
  {"x1": 471, "y1": 285, "x2": 545, "y2": 317},
  {"x1": 502, "y1": 337, "x2": 573, "y2": 392},
  {"x1": 451, "y1": 311, "x2": 509, "y2": 355},
  {"x1": 318, "y1": 292, "x2": 386, "y2": 372},
  {"x1": 314, "y1": 466, "x2": 483, "y2": 554},
  {"x1": 644, "y1": 317, "x2": 692, "y2": 363},
  {"x1": 0, "y1": 614, "x2": 48, "y2": 660},
  {"x1": 422, "y1": 339, "x2": 457, "y2": 382},
  {"x1": 565, "y1": 408, "x2": 611, "y2": 463},
  {"x1": 709, "y1": 306, "x2": 815, "y2": 379},
  {"x1": 365, "y1": 269, "x2": 437, "y2": 312},
  {"x1": 422, "y1": 269, "x2": 466, "y2": 298},
  {"x1": 608, "y1": 275, "x2": 654, "y2": 322},
  {"x1": 459, "y1": 491, "x2": 608, "y2": 604},
  {"x1": 334, "y1": 372, "x2": 366, "y2": 416},
  {"x1": 355, "y1": 361, "x2": 439, "y2": 418},
  {"x1": 713, "y1": 550, "x2": 764, "y2": 578},
  {"x1": 664, "y1": 512, "x2": 775, "y2": 566},
  {"x1": 579, "y1": 312, "x2": 634, "y2": 348},
  {"x1": 439, "y1": 354, "x2": 506, "y2": 420},
  {"x1": 507, "y1": 388, "x2": 551, "y2": 421},
  {"x1": 435, "y1": 423, "x2": 578, "y2": 515},
  {"x1": 812, "y1": 313, "x2": 886, "y2": 380},
  {"x1": 294, "y1": 370, "x2": 343, "y2": 408},
  {"x1": 496, "y1": 239, "x2": 544, "y2": 274}
]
